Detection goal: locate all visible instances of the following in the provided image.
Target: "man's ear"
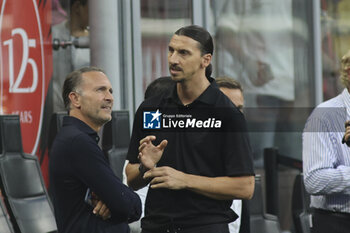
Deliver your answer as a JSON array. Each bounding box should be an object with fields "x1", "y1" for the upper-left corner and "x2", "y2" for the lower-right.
[
  {"x1": 68, "y1": 92, "x2": 81, "y2": 109},
  {"x1": 201, "y1": 53, "x2": 212, "y2": 68}
]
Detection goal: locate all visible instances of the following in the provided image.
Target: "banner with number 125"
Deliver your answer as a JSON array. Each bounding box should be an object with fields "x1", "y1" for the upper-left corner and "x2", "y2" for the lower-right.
[{"x1": 0, "y1": 0, "x2": 52, "y2": 154}]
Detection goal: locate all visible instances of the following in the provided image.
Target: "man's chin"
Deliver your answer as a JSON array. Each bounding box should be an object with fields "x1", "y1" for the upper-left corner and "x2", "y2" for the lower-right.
[
  {"x1": 170, "y1": 75, "x2": 184, "y2": 83},
  {"x1": 105, "y1": 115, "x2": 112, "y2": 122},
  {"x1": 99, "y1": 115, "x2": 112, "y2": 125}
]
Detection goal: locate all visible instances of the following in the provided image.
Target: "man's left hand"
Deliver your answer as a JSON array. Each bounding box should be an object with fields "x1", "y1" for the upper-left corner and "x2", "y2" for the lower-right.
[
  {"x1": 91, "y1": 193, "x2": 111, "y2": 220},
  {"x1": 144, "y1": 166, "x2": 188, "y2": 190}
]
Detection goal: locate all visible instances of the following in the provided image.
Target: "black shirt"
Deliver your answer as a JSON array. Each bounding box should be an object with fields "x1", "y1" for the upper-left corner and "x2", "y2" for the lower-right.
[
  {"x1": 50, "y1": 116, "x2": 141, "y2": 233},
  {"x1": 127, "y1": 78, "x2": 254, "y2": 231}
]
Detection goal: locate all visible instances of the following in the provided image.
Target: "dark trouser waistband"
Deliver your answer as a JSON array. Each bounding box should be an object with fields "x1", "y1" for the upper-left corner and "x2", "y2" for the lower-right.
[
  {"x1": 141, "y1": 223, "x2": 229, "y2": 233},
  {"x1": 311, "y1": 208, "x2": 350, "y2": 233},
  {"x1": 313, "y1": 208, "x2": 350, "y2": 220}
]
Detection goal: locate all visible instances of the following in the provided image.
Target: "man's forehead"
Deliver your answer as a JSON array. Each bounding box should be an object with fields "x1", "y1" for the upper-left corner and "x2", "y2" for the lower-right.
[
  {"x1": 81, "y1": 71, "x2": 111, "y2": 86},
  {"x1": 169, "y1": 34, "x2": 200, "y2": 49},
  {"x1": 82, "y1": 70, "x2": 105, "y2": 77},
  {"x1": 82, "y1": 71, "x2": 107, "y2": 81}
]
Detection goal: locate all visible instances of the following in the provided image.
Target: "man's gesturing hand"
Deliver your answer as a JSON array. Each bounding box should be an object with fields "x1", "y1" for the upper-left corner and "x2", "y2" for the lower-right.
[{"x1": 138, "y1": 135, "x2": 168, "y2": 169}]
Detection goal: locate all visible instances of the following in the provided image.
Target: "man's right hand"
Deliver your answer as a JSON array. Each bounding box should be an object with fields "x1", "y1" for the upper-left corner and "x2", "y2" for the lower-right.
[
  {"x1": 138, "y1": 135, "x2": 168, "y2": 170},
  {"x1": 343, "y1": 121, "x2": 350, "y2": 146}
]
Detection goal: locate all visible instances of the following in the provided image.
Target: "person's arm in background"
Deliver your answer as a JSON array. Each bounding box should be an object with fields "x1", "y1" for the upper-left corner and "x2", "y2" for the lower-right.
[{"x1": 303, "y1": 117, "x2": 350, "y2": 195}]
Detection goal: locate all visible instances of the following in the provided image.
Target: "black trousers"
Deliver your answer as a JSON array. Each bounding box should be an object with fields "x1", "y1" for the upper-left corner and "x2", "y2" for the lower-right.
[
  {"x1": 311, "y1": 209, "x2": 350, "y2": 233},
  {"x1": 141, "y1": 223, "x2": 229, "y2": 233}
]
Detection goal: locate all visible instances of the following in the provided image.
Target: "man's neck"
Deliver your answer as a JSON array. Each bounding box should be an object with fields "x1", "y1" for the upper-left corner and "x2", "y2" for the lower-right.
[
  {"x1": 177, "y1": 75, "x2": 210, "y2": 106},
  {"x1": 70, "y1": 110, "x2": 101, "y2": 132}
]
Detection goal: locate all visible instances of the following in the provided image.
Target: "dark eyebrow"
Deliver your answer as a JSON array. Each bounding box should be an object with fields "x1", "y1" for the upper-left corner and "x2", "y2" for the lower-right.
[
  {"x1": 96, "y1": 86, "x2": 107, "y2": 90},
  {"x1": 179, "y1": 49, "x2": 190, "y2": 54},
  {"x1": 96, "y1": 86, "x2": 113, "y2": 93}
]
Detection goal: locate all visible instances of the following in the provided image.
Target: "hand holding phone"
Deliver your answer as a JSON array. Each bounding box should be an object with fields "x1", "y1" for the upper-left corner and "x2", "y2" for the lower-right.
[{"x1": 84, "y1": 188, "x2": 111, "y2": 220}]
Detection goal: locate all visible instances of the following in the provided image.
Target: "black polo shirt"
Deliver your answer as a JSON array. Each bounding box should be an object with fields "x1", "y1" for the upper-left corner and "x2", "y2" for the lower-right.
[
  {"x1": 127, "y1": 78, "x2": 254, "y2": 231},
  {"x1": 50, "y1": 116, "x2": 141, "y2": 233}
]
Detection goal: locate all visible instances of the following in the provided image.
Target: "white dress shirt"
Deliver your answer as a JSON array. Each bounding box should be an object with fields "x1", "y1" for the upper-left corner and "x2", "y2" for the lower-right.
[{"x1": 303, "y1": 89, "x2": 350, "y2": 213}]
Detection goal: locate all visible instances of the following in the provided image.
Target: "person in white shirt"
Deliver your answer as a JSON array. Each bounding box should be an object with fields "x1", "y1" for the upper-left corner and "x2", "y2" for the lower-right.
[{"x1": 303, "y1": 50, "x2": 350, "y2": 233}]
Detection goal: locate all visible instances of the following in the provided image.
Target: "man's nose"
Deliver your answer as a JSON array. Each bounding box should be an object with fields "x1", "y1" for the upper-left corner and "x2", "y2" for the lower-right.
[
  {"x1": 168, "y1": 52, "x2": 179, "y2": 64},
  {"x1": 105, "y1": 91, "x2": 114, "y2": 102}
]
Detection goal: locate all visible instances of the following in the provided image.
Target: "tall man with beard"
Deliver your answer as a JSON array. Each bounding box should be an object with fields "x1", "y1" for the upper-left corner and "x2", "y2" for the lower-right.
[{"x1": 126, "y1": 25, "x2": 255, "y2": 233}]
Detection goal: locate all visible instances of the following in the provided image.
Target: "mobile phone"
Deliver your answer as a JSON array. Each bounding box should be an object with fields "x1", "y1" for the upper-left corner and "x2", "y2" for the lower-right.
[{"x1": 84, "y1": 188, "x2": 93, "y2": 206}]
